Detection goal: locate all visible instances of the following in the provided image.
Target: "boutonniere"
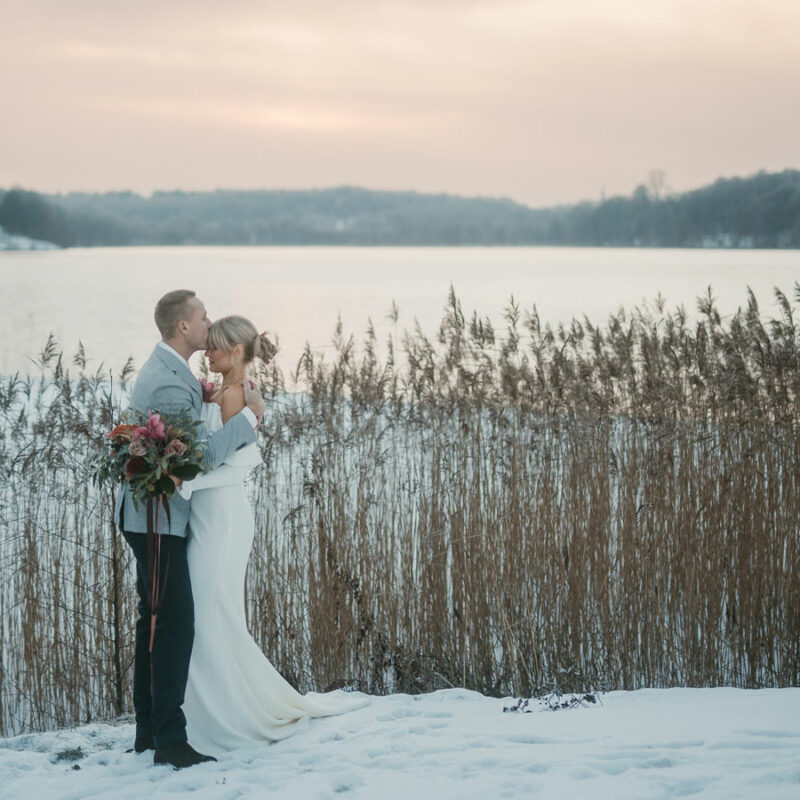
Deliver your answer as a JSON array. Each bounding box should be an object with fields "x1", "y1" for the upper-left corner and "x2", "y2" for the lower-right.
[{"x1": 199, "y1": 378, "x2": 216, "y2": 402}]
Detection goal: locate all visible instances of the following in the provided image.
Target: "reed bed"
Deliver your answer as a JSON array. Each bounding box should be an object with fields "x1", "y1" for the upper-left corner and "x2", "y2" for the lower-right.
[{"x1": 1, "y1": 286, "x2": 799, "y2": 737}]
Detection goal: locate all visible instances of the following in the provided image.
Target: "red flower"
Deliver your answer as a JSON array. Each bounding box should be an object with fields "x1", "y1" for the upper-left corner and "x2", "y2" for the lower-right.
[
  {"x1": 108, "y1": 424, "x2": 137, "y2": 441},
  {"x1": 124, "y1": 456, "x2": 147, "y2": 480}
]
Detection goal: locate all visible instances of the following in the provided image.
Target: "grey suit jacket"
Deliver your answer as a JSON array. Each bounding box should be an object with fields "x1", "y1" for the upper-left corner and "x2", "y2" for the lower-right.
[{"x1": 113, "y1": 345, "x2": 257, "y2": 537}]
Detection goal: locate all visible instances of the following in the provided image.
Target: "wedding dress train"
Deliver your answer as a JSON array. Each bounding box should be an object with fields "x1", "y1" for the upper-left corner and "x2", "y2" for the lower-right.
[{"x1": 181, "y1": 402, "x2": 367, "y2": 754}]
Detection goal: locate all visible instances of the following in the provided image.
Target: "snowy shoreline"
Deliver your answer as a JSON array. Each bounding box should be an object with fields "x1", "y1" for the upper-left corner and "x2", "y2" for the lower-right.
[
  {"x1": 1, "y1": 687, "x2": 799, "y2": 800},
  {"x1": 0, "y1": 225, "x2": 58, "y2": 251}
]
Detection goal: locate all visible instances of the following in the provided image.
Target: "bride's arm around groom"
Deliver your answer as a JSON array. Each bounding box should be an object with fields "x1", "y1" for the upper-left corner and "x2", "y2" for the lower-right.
[{"x1": 177, "y1": 400, "x2": 262, "y2": 500}]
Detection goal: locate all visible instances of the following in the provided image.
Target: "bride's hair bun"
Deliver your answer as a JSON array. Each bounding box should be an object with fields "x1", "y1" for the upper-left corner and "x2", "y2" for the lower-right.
[
  {"x1": 253, "y1": 332, "x2": 277, "y2": 364},
  {"x1": 208, "y1": 316, "x2": 276, "y2": 365}
]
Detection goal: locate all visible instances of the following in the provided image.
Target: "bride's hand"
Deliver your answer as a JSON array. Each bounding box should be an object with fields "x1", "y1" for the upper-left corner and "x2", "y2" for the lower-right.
[{"x1": 243, "y1": 380, "x2": 265, "y2": 424}]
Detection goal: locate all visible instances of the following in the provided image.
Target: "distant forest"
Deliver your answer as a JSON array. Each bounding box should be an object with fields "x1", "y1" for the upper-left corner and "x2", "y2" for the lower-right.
[{"x1": 1, "y1": 169, "x2": 799, "y2": 247}]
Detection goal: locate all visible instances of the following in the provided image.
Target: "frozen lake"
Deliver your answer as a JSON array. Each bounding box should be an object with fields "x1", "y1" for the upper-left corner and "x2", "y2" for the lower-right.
[{"x1": 1, "y1": 245, "x2": 798, "y2": 377}]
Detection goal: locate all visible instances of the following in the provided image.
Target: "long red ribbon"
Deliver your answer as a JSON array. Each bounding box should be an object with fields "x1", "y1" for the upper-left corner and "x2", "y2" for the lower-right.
[{"x1": 146, "y1": 496, "x2": 171, "y2": 654}]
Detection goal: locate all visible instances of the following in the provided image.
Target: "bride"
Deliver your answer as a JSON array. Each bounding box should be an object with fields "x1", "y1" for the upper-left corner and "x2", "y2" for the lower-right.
[{"x1": 178, "y1": 315, "x2": 367, "y2": 754}]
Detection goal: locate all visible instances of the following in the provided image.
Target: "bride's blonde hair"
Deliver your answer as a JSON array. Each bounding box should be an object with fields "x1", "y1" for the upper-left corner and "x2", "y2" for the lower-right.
[{"x1": 207, "y1": 316, "x2": 275, "y2": 364}]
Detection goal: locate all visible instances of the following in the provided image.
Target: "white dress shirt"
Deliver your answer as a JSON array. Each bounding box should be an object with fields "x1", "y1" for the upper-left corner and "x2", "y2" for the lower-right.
[{"x1": 158, "y1": 340, "x2": 191, "y2": 370}]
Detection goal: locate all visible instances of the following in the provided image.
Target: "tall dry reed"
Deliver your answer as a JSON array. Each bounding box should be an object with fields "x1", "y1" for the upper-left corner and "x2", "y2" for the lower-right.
[{"x1": 1, "y1": 285, "x2": 799, "y2": 737}]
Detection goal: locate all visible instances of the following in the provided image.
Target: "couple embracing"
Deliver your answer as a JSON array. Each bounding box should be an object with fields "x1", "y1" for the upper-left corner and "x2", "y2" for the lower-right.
[{"x1": 116, "y1": 290, "x2": 366, "y2": 769}]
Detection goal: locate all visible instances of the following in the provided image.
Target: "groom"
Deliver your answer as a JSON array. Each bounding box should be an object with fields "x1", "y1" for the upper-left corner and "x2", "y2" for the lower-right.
[{"x1": 115, "y1": 289, "x2": 264, "y2": 768}]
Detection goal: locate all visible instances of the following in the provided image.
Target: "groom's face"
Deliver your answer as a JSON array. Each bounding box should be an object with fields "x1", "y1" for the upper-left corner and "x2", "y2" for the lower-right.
[{"x1": 184, "y1": 297, "x2": 212, "y2": 352}]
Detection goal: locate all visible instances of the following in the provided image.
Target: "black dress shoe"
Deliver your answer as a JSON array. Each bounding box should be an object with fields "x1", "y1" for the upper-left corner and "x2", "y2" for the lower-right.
[
  {"x1": 128, "y1": 735, "x2": 155, "y2": 753},
  {"x1": 153, "y1": 742, "x2": 217, "y2": 769}
]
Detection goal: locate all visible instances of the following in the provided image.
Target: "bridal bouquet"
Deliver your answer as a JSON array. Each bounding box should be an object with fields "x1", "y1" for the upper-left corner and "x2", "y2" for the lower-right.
[{"x1": 96, "y1": 410, "x2": 204, "y2": 507}]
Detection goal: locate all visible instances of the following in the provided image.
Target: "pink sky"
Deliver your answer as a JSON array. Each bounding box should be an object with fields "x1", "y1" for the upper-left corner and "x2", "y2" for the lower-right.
[{"x1": 1, "y1": 0, "x2": 799, "y2": 206}]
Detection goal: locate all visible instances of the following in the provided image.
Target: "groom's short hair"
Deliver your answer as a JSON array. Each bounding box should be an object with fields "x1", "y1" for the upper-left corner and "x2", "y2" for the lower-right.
[{"x1": 155, "y1": 290, "x2": 197, "y2": 338}]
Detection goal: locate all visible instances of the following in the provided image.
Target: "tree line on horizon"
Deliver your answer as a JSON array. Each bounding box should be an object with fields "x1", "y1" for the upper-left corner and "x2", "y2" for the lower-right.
[{"x1": 0, "y1": 169, "x2": 798, "y2": 248}]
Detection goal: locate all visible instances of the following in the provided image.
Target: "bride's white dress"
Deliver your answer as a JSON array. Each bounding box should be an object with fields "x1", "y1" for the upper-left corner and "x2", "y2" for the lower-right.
[{"x1": 181, "y1": 402, "x2": 367, "y2": 754}]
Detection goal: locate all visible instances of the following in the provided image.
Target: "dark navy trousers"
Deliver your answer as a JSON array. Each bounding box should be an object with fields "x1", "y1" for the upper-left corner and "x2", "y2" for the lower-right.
[{"x1": 124, "y1": 531, "x2": 194, "y2": 748}]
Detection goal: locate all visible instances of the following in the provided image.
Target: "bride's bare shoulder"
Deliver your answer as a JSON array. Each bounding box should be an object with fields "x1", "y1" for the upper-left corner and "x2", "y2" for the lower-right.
[{"x1": 220, "y1": 384, "x2": 245, "y2": 422}]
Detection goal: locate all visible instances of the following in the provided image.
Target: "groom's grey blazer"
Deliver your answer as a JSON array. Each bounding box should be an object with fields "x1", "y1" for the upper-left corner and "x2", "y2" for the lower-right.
[{"x1": 114, "y1": 344, "x2": 257, "y2": 538}]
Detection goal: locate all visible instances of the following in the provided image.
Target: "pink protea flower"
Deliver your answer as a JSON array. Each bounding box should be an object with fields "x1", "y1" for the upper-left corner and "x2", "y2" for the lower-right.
[
  {"x1": 165, "y1": 439, "x2": 187, "y2": 457},
  {"x1": 128, "y1": 440, "x2": 148, "y2": 457},
  {"x1": 147, "y1": 411, "x2": 167, "y2": 440}
]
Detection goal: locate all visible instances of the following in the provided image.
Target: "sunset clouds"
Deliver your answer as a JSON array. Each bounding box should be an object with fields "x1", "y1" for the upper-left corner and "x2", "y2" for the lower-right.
[{"x1": 2, "y1": 0, "x2": 799, "y2": 204}]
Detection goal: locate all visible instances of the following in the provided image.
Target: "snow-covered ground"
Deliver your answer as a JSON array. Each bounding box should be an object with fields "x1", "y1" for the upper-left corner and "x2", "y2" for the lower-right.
[{"x1": 1, "y1": 687, "x2": 798, "y2": 799}]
